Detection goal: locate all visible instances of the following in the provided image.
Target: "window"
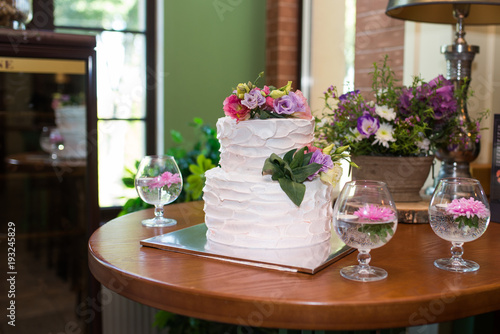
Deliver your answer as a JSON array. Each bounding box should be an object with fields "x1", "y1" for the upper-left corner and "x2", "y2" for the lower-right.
[{"x1": 31, "y1": 0, "x2": 157, "y2": 209}]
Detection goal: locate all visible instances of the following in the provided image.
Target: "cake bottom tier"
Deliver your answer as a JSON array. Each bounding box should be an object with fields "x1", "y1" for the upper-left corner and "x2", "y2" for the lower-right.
[{"x1": 203, "y1": 167, "x2": 333, "y2": 249}]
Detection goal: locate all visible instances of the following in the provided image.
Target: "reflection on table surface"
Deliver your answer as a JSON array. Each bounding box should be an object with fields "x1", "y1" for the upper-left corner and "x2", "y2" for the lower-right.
[{"x1": 5, "y1": 151, "x2": 86, "y2": 168}]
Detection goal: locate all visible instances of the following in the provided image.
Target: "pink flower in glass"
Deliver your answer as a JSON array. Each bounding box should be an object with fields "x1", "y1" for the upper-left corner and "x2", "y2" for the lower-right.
[
  {"x1": 149, "y1": 172, "x2": 181, "y2": 189},
  {"x1": 445, "y1": 197, "x2": 489, "y2": 220},
  {"x1": 353, "y1": 204, "x2": 395, "y2": 221}
]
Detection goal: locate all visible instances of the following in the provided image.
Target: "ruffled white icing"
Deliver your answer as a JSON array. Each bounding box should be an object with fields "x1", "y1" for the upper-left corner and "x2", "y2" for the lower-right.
[
  {"x1": 217, "y1": 117, "x2": 315, "y2": 173},
  {"x1": 205, "y1": 238, "x2": 332, "y2": 269},
  {"x1": 203, "y1": 117, "x2": 333, "y2": 249}
]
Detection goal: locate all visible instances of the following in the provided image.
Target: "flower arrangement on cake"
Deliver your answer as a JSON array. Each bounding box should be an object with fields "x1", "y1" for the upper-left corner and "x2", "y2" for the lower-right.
[
  {"x1": 223, "y1": 72, "x2": 312, "y2": 122},
  {"x1": 222, "y1": 72, "x2": 351, "y2": 206},
  {"x1": 316, "y1": 56, "x2": 487, "y2": 157}
]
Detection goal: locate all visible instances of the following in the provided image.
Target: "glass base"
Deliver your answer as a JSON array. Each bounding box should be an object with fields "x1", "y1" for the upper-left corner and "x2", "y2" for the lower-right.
[
  {"x1": 340, "y1": 265, "x2": 388, "y2": 282},
  {"x1": 434, "y1": 258, "x2": 479, "y2": 272},
  {"x1": 141, "y1": 217, "x2": 177, "y2": 228}
]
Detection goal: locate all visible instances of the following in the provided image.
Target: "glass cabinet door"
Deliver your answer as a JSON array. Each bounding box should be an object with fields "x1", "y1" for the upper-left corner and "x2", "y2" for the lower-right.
[{"x1": 0, "y1": 32, "x2": 98, "y2": 334}]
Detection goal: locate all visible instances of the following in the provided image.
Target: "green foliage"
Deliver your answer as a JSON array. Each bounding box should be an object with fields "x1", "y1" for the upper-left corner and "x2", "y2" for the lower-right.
[
  {"x1": 166, "y1": 117, "x2": 220, "y2": 202},
  {"x1": 456, "y1": 215, "x2": 480, "y2": 229},
  {"x1": 262, "y1": 147, "x2": 322, "y2": 206},
  {"x1": 357, "y1": 223, "x2": 395, "y2": 244},
  {"x1": 184, "y1": 154, "x2": 216, "y2": 202}
]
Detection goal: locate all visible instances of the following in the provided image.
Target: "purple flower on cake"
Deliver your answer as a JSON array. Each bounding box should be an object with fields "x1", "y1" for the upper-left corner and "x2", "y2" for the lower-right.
[
  {"x1": 242, "y1": 88, "x2": 266, "y2": 110},
  {"x1": 273, "y1": 91, "x2": 305, "y2": 115},
  {"x1": 307, "y1": 149, "x2": 333, "y2": 181},
  {"x1": 357, "y1": 114, "x2": 379, "y2": 137},
  {"x1": 445, "y1": 197, "x2": 489, "y2": 221},
  {"x1": 149, "y1": 171, "x2": 181, "y2": 189},
  {"x1": 353, "y1": 204, "x2": 396, "y2": 222},
  {"x1": 292, "y1": 90, "x2": 312, "y2": 119}
]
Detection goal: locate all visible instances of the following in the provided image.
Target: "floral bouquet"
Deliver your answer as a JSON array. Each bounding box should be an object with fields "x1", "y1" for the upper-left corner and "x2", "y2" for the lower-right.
[
  {"x1": 223, "y1": 72, "x2": 312, "y2": 122},
  {"x1": 317, "y1": 56, "x2": 485, "y2": 157}
]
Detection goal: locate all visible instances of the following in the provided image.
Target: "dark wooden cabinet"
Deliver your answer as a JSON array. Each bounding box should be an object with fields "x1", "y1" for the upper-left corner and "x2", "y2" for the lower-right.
[{"x1": 0, "y1": 30, "x2": 100, "y2": 334}]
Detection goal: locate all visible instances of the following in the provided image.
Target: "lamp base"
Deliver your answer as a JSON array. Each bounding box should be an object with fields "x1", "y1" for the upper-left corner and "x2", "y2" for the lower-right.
[
  {"x1": 437, "y1": 160, "x2": 472, "y2": 179},
  {"x1": 426, "y1": 160, "x2": 474, "y2": 195}
]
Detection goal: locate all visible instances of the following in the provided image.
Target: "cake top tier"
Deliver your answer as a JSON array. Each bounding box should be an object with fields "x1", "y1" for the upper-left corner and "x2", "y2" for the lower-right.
[
  {"x1": 222, "y1": 73, "x2": 312, "y2": 122},
  {"x1": 217, "y1": 116, "x2": 315, "y2": 174}
]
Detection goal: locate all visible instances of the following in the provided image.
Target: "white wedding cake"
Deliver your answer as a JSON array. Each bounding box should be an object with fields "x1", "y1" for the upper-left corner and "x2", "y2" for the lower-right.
[
  {"x1": 203, "y1": 77, "x2": 341, "y2": 249},
  {"x1": 203, "y1": 117, "x2": 334, "y2": 249}
]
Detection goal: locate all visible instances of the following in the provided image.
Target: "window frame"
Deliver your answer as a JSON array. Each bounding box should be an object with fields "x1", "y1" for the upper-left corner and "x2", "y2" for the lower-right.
[{"x1": 30, "y1": 0, "x2": 158, "y2": 213}]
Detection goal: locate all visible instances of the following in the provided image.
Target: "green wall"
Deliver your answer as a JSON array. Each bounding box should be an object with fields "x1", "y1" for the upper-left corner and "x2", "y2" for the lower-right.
[{"x1": 163, "y1": 0, "x2": 267, "y2": 149}]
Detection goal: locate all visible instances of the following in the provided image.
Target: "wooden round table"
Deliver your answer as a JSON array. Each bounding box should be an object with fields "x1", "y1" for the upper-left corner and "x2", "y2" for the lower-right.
[{"x1": 88, "y1": 201, "x2": 500, "y2": 331}]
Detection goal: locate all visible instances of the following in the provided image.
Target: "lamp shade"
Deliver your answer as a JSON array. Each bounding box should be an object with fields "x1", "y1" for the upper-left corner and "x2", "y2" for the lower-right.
[{"x1": 386, "y1": 0, "x2": 500, "y2": 24}]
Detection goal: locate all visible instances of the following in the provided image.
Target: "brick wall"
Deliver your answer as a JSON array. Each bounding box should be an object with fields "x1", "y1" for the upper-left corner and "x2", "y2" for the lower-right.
[
  {"x1": 266, "y1": 0, "x2": 301, "y2": 88},
  {"x1": 355, "y1": 0, "x2": 405, "y2": 94}
]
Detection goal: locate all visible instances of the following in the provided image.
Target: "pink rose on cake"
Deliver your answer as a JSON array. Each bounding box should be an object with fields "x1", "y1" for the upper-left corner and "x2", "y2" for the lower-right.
[
  {"x1": 223, "y1": 72, "x2": 312, "y2": 122},
  {"x1": 223, "y1": 94, "x2": 251, "y2": 122}
]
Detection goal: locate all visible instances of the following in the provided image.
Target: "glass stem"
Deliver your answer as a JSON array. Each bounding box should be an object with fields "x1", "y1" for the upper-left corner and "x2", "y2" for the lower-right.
[
  {"x1": 154, "y1": 205, "x2": 164, "y2": 219},
  {"x1": 450, "y1": 242, "x2": 465, "y2": 265},
  {"x1": 155, "y1": 187, "x2": 163, "y2": 219},
  {"x1": 357, "y1": 249, "x2": 371, "y2": 273}
]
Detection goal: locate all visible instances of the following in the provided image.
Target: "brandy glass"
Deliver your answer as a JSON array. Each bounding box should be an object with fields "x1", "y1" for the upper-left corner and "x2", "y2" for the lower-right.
[
  {"x1": 40, "y1": 126, "x2": 64, "y2": 159},
  {"x1": 135, "y1": 155, "x2": 183, "y2": 227},
  {"x1": 333, "y1": 180, "x2": 398, "y2": 282},
  {"x1": 429, "y1": 177, "x2": 490, "y2": 272}
]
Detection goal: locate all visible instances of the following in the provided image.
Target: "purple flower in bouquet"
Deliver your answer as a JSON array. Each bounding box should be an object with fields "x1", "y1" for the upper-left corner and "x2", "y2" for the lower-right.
[
  {"x1": 357, "y1": 114, "x2": 380, "y2": 137},
  {"x1": 273, "y1": 91, "x2": 306, "y2": 115},
  {"x1": 241, "y1": 88, "x2": 266, "y2": 110},
  {"x1": 339, "y1": 90, "x2": 360, "y2": 102},
  {"x1": 428, "y1": 75, "x2": 457, "y2": 121},
  {"x1": 398, "y1": 88, "x2": 413, "y2": 114}
]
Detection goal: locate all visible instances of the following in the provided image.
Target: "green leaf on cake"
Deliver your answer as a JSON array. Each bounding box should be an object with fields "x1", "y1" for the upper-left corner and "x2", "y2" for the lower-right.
[
  {"x1": 278, "y1": 178, "x2": 306, "y2": 207},
  {"x1": 289, "y1": 147, "x2": 303, "y2": 169},
  {"x1": 262, "y1": 146, "x2": 323, "y2": 206},
  {"x1": 292, "y1": 163, "x2": 323, "y2": 183},
  {"x1": 283, "y1": 148, "x2": 296, "y2": 164},
  {"x1": 254, "y1": 109, "x2": 287, "y2": 120}
]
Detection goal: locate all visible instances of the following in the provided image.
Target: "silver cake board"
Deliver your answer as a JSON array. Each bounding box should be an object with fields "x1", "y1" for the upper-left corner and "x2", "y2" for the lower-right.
[{"x1": 140, "y1": 223, "x2": 354, "y2": 274}]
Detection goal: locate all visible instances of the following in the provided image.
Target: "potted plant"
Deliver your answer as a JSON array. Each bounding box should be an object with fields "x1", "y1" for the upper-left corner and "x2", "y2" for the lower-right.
[{"x1": 316, "y1": 56, "x2": 484, "y2": 202}]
